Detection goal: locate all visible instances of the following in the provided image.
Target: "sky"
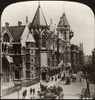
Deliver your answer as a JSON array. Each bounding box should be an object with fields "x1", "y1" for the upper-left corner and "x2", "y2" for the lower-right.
[{"x1": 1, "y1": 1, "x2": 95, "y2": 55}]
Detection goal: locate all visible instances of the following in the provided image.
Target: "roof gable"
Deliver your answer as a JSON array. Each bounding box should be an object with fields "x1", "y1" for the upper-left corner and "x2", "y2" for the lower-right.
[
  {"x1": 2, "y1": 27, "x2": 13, "y2": 40},
  {"x1": 26, "y1": 33, "x2": 35, "y2": 43},
  {"x1": 31, "y1": 5, "x2": 48, "y2": 27},
  {"x1": 7, "y1": 25, "x2": 25, "y2": 41},
  {"x1": 20, "y1": 24, "x2": 30, "y2": 46}
]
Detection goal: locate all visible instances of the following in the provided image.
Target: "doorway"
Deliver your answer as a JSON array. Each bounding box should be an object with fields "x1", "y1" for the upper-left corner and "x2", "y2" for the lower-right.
[{"x1": 42, "y1": 71, "x2": 47, "y2": 80}]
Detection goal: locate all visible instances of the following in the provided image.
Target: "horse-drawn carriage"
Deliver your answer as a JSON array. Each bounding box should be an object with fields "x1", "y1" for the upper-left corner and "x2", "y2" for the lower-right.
[
  {"x1": 71, "y1": 74, "x2": 77, "y2": 82},
  {"x1": 38, "y1": 84, "x2": 64, "y2": 99},
  {"x1": 80, "y1": 88, "x2": 90, "y2": 99}
]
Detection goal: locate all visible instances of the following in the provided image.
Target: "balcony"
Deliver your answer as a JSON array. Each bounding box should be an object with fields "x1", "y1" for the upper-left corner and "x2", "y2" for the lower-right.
[{"x1": 9, "y1": 52, "x2": 25, "y2": 56}]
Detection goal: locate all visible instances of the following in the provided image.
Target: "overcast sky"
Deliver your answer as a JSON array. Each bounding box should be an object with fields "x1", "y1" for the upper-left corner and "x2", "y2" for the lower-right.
[{"x1": 1, "y1": 1, "x2": 94, "y2": 55}]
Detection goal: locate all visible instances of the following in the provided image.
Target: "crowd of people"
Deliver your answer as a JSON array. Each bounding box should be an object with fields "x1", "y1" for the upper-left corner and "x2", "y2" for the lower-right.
[{"x1": 22, "y1": 88, "x2": 35, "y2": 99}]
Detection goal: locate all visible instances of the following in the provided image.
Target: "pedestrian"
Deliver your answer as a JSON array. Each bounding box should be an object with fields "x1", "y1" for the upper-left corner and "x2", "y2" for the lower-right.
[
  {"x1": 33, "y1": 88, "x2": 35, "y2": 95},
  {"x1": 51, "y1": 77, "x2": 53, "y2": 81},
  {"x1": 55, "y1": 76, "x2": 56, "y2": 81},
  {"x1": 40, "y1": 82, "x2": 42, "y2": 89},
  {"x1": 62, "y1": 73, "x2": 65, "y2": 81},
  {"x1": 22, "y1": 91, "x2": 25, "y2": 99},
  {"x1": 22, "y1": 90, "x2": 27, "y2": 99},
  {"x1": 30, "y1": 88, "x2": 33, "y2": 95},
  {"x1": 52, "y1": 76, "x2": 54, "y2": 81},
  {"x1": 24, "y1": 89, "x2": 27, "y2": 97},
  {"x1": 80, "y1": 76, "x2": 82, "y2": 82}
]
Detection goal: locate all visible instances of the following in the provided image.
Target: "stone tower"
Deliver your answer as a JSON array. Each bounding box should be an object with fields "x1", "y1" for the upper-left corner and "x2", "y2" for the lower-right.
[
  {"x1": 29, "y1": 4, "x2": 49, "y2": 80},
  {"x1": 57, "y1": 13, "x2": 73, "y2": 68},
  {"x1": 25, "y1": 33, "x2": 36, "y2": 79}
]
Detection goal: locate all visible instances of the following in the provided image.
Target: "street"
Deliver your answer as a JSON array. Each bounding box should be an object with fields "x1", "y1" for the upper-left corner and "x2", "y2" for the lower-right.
[
  {"x1": 1, "y1": 75, "x2": 61, "y2": 99},
  {"x1": 55, "y1": 78, "x2": 87, "y2": 99},
  {"x1": 2, "y1": 76, "x2": 90, "y2": 99}
]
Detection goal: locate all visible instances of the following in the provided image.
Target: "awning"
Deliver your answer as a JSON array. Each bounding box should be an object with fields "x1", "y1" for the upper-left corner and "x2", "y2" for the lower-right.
[
  {"x1": 50, "y1": 66, "x2": 61, "y2": 70},
  {"x1": 6, "y1": 55, "x2": 13, "y2": 63}
]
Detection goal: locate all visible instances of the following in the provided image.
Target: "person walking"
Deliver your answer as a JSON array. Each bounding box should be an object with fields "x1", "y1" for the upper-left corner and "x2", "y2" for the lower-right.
[
  {"x1": 22, "y1": 90, "x2": 27, "y2": 99},
  {"x1": 24, "y1": 89, "x2": 27, "y2": 97},
  {"x1": 33, "y1": 88, "x2": 35, "y2": 95},
  {"x1": 30, "y1": 88, "x2": 33, "y2": 95},
  {"x1": 22, "y1": 91, "x2": 25, "y2": 99},
  {"x1": 55, "y1": 76, "x2": 56, "y2": 81}
]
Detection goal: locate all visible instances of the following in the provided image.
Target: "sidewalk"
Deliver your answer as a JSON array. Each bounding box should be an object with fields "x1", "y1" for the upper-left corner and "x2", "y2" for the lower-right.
[{"x1": 1, "y1": 76, "x2": 61, "y2": 99}]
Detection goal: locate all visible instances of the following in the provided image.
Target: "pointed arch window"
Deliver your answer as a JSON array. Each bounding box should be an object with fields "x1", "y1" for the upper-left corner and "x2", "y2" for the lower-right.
[
  {"x1": 33, "y1": 32, "x2": 39, "y2": 47},
  {"x1": 42, "y1": 35, "x2": 46, "y2": 47},
  {"x1": 64, "y1": 31, "x2": 66, "y2": 40},
  {"x1": 3, "y1": 33, "x2": 10, "y2": 42}
]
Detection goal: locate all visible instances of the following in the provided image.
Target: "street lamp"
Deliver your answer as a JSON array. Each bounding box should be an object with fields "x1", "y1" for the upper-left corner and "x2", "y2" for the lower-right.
[
  {"x1": 83, "y1": 65, "x2": 90, "y2": 99},
  {"x1": 17, "y1": 85, "x2": 21, "y2": 99},
  {"x1": 13, "y1": 79, "x2": 22, "y2": 99}
]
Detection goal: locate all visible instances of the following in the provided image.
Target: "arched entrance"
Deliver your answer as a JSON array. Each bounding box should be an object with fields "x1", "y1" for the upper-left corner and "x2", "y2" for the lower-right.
[
  {"x1": 41, "y1": 67, "x2": 47, "y2": 81},
  {"x1": 42, "y1": 71, "x2": 47, "y2": 80},
  {"x1": 15, "y1": 70, "x2": 19, "y2": 79}
]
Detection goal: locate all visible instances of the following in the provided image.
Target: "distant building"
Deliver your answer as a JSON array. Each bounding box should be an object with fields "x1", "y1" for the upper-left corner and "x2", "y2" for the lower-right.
[
  {"x1": 71, "y1": 43, "x2": 84, "y2": 72},
  {"x1": 2, "y1": 4, "x2": 74, "y2": 86},
  {"x1": 84, "y1": 55, "x2": 92, "y2": 65}
]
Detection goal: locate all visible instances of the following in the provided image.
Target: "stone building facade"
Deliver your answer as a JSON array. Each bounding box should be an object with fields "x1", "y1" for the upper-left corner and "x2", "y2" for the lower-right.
[
  {"x1": 2, "y1": 22, "x2": 37, "y2": 84},
  {"x1": 2, "y1": 4, "x2": 74, "y2": 85}
]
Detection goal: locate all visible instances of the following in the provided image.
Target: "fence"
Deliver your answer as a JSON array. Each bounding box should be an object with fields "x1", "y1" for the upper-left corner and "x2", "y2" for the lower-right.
[
  {"x1": 2, "y1": 85, "x2": 21, "y2": 96},
  {"x1": 22, "y1": 78, "x2": 40, "y2": 87}
]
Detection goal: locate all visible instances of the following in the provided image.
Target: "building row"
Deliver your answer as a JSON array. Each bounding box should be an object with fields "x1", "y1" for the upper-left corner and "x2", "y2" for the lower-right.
[{"x1": 71, "y1": 43, "x2": 84, "y2": 73}]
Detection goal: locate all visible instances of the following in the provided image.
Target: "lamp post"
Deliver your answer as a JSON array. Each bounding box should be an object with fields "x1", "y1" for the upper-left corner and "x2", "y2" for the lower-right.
[
  {"x1": 83, "y1": 65, "x2": 90, "y2": 99},
  {"x1": 13, "y1": 79, "x2": 22, "y2": 99},
  {"x1": 17, "y1": 85, "x2": 20, "y2": 99}
]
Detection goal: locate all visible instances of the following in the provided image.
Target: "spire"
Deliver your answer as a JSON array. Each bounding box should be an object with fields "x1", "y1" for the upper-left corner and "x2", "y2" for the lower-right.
[
  {"x1": 54, "y1": 24, "x2": 57, "y2": 35},
  {"x1": 26, "y1": 15, "x2": 28, "y2": 24},
  {"x1": 58, "y1": 13, "x2": 69, "y2": 27},
  {"x1": 31, "y1": 2, "x2": 48, "y2": 28},
  {"x1": 79, "y1": 43, "x2": 83, "y2": 51},
  {"x1": 63, "y1": 1, "x2": 65, "y2": 14},
  {"x1": 38, "y1": 0, "x2": 40, "y2": 7},
  {"x1": 54, "y1": 24, "x2": 56, "y2": 31}
]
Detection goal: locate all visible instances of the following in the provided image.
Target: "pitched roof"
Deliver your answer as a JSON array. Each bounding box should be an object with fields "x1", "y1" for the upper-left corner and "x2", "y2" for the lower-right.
[
  {"x1": 7, "y1": 25, "x2": 25, "y2": 41},
  {"x1": 58, "y1": 13, "x2": 70, "y2": 27},
  {"x1": 21, "y1": 24, "x2": 30, "y2": 46},
  {"x1": 31, "y1": 5, "x2": 48, "y2": 27},
  {"x1": 2, "y1": 27, "x2": 5, "y2": 32},
  {"x1": 26, "y1": 33, "x2": 35, "y2": 43}
]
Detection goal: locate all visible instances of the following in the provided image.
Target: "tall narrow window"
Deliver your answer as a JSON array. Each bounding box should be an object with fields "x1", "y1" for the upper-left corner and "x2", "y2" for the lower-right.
[
  {"x1": 64, "y1": 31, "x2": 66, "y2": 40},
  {"x1": 31, "y1": 58, "x2": 33, "y2": 63},
  {"x1": 3, "y1": 33, "x2": 10, "y2": 42},
  {"x1": 42, "y1": 35, "x2": 46, "y2": 47}
]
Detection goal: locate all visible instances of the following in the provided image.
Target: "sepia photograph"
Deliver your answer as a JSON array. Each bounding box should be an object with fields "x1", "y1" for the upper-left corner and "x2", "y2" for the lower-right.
[{"x1": 0, "y1": 0, "x2": 95, "y2": 99}]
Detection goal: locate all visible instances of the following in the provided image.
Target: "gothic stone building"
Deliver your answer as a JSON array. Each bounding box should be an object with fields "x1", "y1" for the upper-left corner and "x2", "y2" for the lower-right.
[{"x1": 2, "y1": 4, "x2": 74, "y2": 85}]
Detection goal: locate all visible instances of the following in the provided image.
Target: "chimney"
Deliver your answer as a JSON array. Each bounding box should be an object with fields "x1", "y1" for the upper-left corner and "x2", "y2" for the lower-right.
[
  {"x1": 5, "y1": 22, "x2": 9, "y2": 27},
  {"x1": 18, "y1": 21, "x2": 22, "y2": 26}
]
